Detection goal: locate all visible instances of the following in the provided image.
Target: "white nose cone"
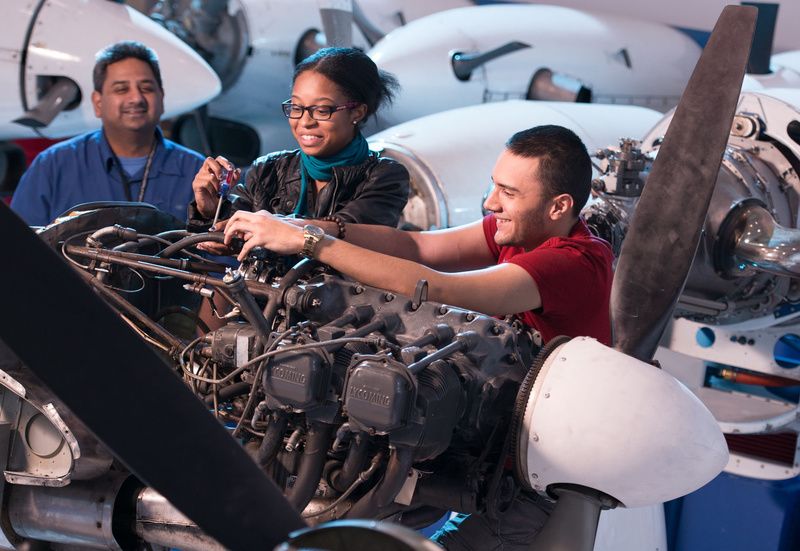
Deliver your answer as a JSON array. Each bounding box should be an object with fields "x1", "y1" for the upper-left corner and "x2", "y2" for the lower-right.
[
  {"x1": 516, "y1": 337, "x2": 728, "y2": 508},
  {"x1": 1, "y1": 0, "x2": 220, "y2": 139}
]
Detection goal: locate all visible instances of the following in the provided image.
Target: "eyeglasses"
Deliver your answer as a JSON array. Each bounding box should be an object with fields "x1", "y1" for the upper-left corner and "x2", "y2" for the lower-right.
[{"x1": 281, "y1": 100, "x2": 360, "y2": 121}]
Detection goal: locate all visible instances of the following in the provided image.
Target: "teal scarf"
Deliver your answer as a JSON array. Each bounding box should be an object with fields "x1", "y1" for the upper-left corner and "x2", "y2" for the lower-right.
[{"x1": 295, "y1": 133, "x2": 370, "y2": 216}]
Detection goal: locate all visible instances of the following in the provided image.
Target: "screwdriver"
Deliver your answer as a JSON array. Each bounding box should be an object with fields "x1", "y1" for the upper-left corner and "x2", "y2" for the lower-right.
[{"x1": 211, "y1": 166, "x2": 235, "y2": 230}]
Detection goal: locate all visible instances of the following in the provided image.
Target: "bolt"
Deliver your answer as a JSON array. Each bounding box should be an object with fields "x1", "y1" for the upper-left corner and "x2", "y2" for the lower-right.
[
  {"x1": 310, "y1": 298, "x2": 322, "y2": 307},
  {"x1": 544, "y1": 393, "x2": 550, "y2": 399},
  {"x1": 439, "y1": 305, "x2": 449, "y2": 315},
  {"x1": 353, "y1": 285, "x2": 364, "y2": 295},
  {"x1": 532, "y1": 434, "x2": 539, "y2": 442},
  {"x1": 385, "y1": 293, "x2": 395, "y2": 302},
  {"x1": 465, "y1": 313, "x2": 476, "y2": 322},
  {"x1": 531, "y1": 473, "x2": 538, "y2": 479}
]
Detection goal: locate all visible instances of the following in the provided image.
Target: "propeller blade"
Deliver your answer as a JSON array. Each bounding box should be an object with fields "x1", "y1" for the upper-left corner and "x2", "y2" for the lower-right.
[
  {"x1": 610, "y1": 5, "x2": 757, "y2": 362},
  {"x1": 13, "y1": 77, "x2": 80, "y2": 129},
  {"x1": 451, "y1": 41, "x2": 531, "y2": 82},
  {"x1": 743, "y1": 1, "x2": 778, "y2": 74},
  {"x1": 0, "y1": 202, "x2": 306, "y2": 549},
  {"x1": 352, "y1": 0, "x2": 384, "y2": 47},
  {"x1": 319, "y1": 0, "x2": 354, "y2": 47}
]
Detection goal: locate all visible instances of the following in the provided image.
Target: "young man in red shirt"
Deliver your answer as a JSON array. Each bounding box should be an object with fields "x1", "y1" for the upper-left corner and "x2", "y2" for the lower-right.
[
  {"x1": 224, "y1": 124, "x2": 613, "y2": 345},
  {"x1": 223, "y1": 124, "x2": 613, "y2": 548}
]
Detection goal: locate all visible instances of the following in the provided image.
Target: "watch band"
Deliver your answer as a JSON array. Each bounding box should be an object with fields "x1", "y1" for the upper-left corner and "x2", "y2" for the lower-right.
[{"x1": 301, "y1": 224, "x2": 325, "y2": 258}]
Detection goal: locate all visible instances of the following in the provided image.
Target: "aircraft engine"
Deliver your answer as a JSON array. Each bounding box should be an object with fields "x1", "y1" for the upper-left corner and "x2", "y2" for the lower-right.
[
  {"x1": 0, "y1": 204, "x2": 724, "y2": 549},
  {"x1": 585, "y1": 90, "x2": 800, "y2": 326}
]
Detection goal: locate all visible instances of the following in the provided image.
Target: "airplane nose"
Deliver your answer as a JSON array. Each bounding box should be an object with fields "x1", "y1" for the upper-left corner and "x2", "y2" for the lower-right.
[{"x1": 2, "y1": 0, "x2": 220, "y2": 139}]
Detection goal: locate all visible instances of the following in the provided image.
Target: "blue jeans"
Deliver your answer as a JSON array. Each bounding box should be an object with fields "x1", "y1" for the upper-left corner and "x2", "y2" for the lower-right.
[{"x1": 431, "y1": 492, "x2": 555, "y2": 550}]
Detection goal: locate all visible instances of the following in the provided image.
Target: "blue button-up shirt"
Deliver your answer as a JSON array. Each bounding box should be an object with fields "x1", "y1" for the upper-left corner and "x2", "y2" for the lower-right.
[{"x1": 11, "y1": 128, "x2": 204, "y2": 225}]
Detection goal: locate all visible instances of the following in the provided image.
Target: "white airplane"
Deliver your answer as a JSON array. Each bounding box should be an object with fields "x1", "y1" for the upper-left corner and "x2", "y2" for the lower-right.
[
  {"x1": 0, "y1": 0, "x2": 221, "y2": 197},
  {"x1": 2, "y1": 0, "x2": 221, "y2": 139},
  {"x1": 367, "y1": 4, "x2": 703, "y2": 127}
]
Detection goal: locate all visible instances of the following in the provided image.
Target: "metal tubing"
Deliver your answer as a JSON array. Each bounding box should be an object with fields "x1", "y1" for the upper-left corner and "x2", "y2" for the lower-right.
[
  {"x1": 76, "y1": 269, "x2": 183, "y2": 352},
  {"x1": 407, "y1": 331, "x2": 478, "y2": 374},
  {"x1": 67, "y1": 244, "x2": 226, "y2": 273},
  {"x1": 7, "y1": 473, "x2": 131, "y2": 549},
  {"x1": 346, "y1": 447, "x2": 415, "y2": 518},
  {"x1": 330, "y1": 432, "x2": 370, "y2": 493},
  {"x1": 287, "y1": 423, "x2": 336, "y2": 511},
  {"x1": 733, "y1": 204, "x2": 800, "y2": 277},
  {"x1": 135, "y1": 487, "x2": 225, "y2": 551}
]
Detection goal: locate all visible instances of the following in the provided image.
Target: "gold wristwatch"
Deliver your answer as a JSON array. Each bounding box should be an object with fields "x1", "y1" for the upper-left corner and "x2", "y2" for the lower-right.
[{"x1": 301, "y1": 224, "x2": 325, "y2": 258}]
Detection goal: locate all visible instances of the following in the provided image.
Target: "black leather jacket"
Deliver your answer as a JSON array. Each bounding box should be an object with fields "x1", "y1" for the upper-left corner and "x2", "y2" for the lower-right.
[{"x1": 188, "y1": 149, "x2": 409, "y2": 230}]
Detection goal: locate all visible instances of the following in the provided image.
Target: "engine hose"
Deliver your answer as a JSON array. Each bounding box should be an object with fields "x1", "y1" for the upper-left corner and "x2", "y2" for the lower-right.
[
  {"x1": 203, "y1": 381, "x2": 250, "y2": 405},
  {"x1": 286, "y1": 422, "x2": 336, "y2": 511},
  {"x1": 330, "y1": 432, "x2": 370, "y2": 493},
  {"x1": 256, "y1": 413, "x2": 289, "y2": 468},
  {"x1": 346, "y1": 446, "x2": 415, "y2": 518},
  {"x1": 158, "y1": 233, "x2": 225, "y2": 258},
  {"x1": 262, "y1": 258, "x2": 316, "y2": 328},
  {"x1": 223, "y1": 271, "x2": 271, "y2": 338}
]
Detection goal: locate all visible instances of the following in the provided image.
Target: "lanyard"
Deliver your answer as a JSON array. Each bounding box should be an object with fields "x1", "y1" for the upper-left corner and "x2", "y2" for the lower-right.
[{"x1": 109, "y1": 139, "x2": 158, "y2": 203}]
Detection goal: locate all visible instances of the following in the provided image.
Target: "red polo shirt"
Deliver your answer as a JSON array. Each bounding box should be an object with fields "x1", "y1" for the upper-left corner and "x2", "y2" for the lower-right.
[{"x1": 482, "y1": 214, "x2": 613, "y2": 345}]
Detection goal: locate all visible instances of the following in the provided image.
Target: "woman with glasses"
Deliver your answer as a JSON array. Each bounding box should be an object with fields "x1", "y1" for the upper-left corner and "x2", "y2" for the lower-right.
[{"x1": 188, "y1": 47, "x2": 409, "y2": 240}]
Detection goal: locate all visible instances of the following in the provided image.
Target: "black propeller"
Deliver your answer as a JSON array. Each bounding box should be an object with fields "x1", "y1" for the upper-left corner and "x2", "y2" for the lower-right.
[
  {"x1": 0, "y1": 204, "x2": 306, "y2": 550},
  {"x1": 743, "y1": 1, "x2": 778, "y2": 75},
  {"x1": 610, "y1": 4, "x2": 757, "y2": 363},
  {"x1": 533, "y1": 5, "x2": 757, "y2": 551},
  {"x1": 319, "y1": 1, "x2": 354, "y2": 48}
]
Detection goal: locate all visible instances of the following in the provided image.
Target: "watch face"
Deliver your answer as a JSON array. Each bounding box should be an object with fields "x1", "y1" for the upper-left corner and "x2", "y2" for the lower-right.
[
  {"x1": 304, "y1": 224, "x2": 325, "y2": 239},
  {"x1": 301, "y1": 224, "x2": 325, "y2": 258}
]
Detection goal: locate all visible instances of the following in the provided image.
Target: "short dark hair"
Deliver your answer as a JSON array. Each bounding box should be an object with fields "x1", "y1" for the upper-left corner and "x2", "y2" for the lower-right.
[
  {"x1": 93, "y1": 41, "x2": 163, "y2": 93},
  {"x1": 506, "y1": 125, "x2": 592, "y2": 217},
  {"x1": 294, "y1": 47, "x2": 399, "y2": 120}
]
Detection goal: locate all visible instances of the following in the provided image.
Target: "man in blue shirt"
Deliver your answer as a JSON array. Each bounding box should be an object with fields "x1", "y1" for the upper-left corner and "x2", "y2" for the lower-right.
[{"x1": 11, "y1": 41, "x2": 205, "y2": 225}]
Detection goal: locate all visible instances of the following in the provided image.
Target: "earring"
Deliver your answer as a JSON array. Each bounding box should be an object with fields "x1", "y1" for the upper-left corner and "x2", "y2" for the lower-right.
[{"x1": 352, "y1": 120, "x2": 358, "y2": 125}]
